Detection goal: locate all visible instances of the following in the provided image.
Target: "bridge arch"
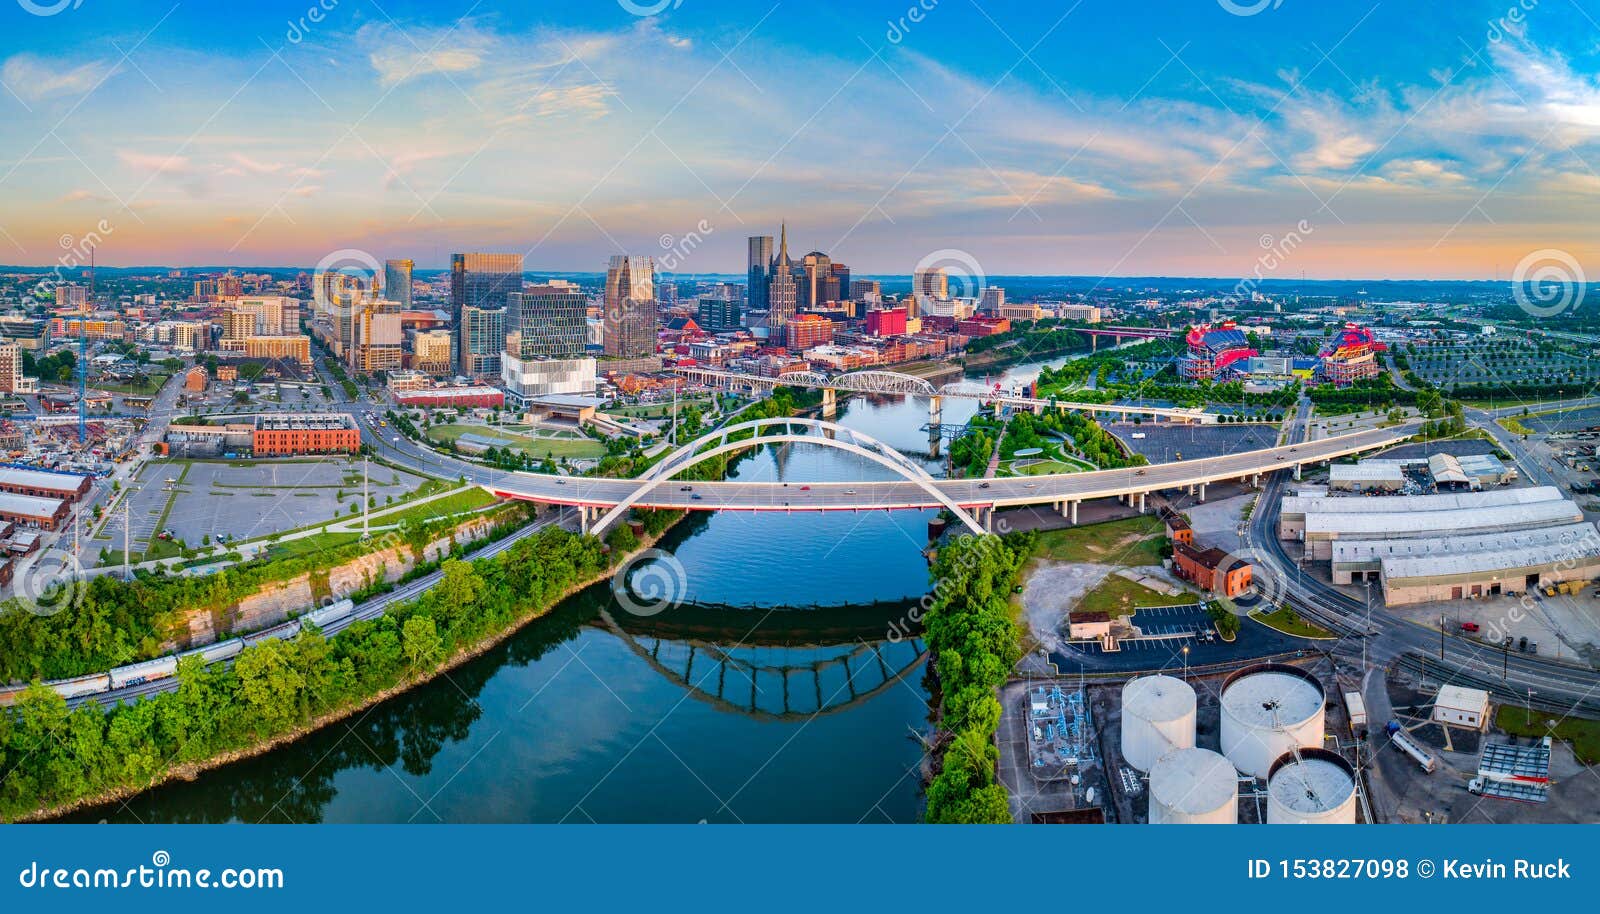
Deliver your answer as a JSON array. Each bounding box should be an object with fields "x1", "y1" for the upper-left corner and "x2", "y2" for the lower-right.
[
  {"x1": 589, "y1": 416, "x2": 985, "y2": 536},
  {"x1": 830, "y1": 370, "x2": 938, "y2": 397}
]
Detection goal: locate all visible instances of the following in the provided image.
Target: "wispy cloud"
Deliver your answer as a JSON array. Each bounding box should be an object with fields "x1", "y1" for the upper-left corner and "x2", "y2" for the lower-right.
[{"x1": 0, "y1": 54, "x2": 116, "y2": 103}]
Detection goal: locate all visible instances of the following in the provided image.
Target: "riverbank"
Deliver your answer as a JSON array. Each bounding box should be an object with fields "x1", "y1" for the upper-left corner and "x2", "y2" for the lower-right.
[{"x1": 13, "y1": 516, "x2": 685, "y2": 824}]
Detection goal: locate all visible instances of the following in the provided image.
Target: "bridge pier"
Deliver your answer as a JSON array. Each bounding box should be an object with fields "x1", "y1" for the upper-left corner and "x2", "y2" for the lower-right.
[
  {"x1": 1197, "y1": 483, "x2": 1207, "y2": 502},
  {"x1": 1293, "y1": 463, "x2": 1302, "y2": 482},
  {"x1": 1071, "y1": 500, "x2": 1079, "y2": 524},
  {"x1": 821, "y1": 387, "x2": 837, "y2": 417},
  {"x1": 1138, "y1": 492, "x2": 1146, "y2": 514},
  {"x1": 929, "y1": 395, "x2": 942, "y2": 427}
]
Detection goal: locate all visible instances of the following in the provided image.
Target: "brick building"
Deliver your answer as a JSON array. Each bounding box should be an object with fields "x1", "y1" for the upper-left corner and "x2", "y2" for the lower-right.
[
  {"x1": 1172, "y1": 542, "x2": 1252, "y2": 598},
  {"x1": 251, "y1": 413, "x2": 361, "y2": 456}
]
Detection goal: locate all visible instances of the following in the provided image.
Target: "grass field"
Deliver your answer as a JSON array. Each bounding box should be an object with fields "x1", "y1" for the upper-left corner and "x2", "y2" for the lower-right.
[
  {"x1": 1011, "y1": 456, "x2": 1093, "y2": 476},
  {"x1": 1030, "y1": 515, "x2": 1167, "y2": 566},
  {"x1": 92, "y1": 372, "x2": 172, "y2": 396},
  {"x1": 1250, "y1": 605, "x2": 1335, "y2": 639},
  {"x1": 426, "y1": 423, "x2": 607, "y2": 458},
  {"x1": 602, "y1": 397, "x2": 716, "y2": 419},
  {"x1": 1075, "y1": 574, "x2": 1174, "y2": 617},
  {"x1": 1495, "y1": 705, "x2": 1600, "y2": 764}
]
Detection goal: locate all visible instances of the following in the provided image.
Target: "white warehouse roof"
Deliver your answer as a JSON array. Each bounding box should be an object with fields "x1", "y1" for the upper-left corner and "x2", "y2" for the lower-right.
[
  {"x1": 1305, "y1": 499, "x2": 1583, "y2": 539},
  {"x1": 1330, "y1": 463, "x2": 1405, "y2": 482},
  {"x1": 1282, "y1": 485, "x2": 1562, "y2": 519},
  {"x1": 1382, "y1": 536, "x2": 1600, "y2": 582},
  {"x1": 1332, "y1": 523, "x2": 1600, "y2": 565}
]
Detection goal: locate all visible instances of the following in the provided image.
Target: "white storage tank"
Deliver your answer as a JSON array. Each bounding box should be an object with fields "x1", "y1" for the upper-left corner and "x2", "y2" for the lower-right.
[
  {"x1": 1220, "y1": 663, "x2": 1326, "y2": 779},
  {"x1": 1121, "y1": 675, "x2": 1197, "y2": 771},
  {"x1": 1267, "y1": 748, "x2": 1358, "y2": 824},
  {"x1": 1148, "y1": 747, "x2": 1237, "y2": 824}
]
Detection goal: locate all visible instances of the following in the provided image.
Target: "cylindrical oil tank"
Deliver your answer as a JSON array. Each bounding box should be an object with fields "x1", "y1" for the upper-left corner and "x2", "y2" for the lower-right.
[
  {"x1": 1121, "y1": 675, "x2": 1197, "y2": 771},
  {"x1": 1220, "y1": 663, "x2": 1326, "y2": 779},
  {"x1": 1267, "y1": 748, "x2": 1358, "y2": 824},
  {"x1": 1148, "y1": 747, "x2": 1237, "y2": 824}
]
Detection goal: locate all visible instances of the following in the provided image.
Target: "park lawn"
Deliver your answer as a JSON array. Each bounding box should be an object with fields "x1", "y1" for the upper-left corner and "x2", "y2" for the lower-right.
[
  {"x1": 1495, "y1": 705, "x2": 1600, "y2": 765},
  {"x1": 427, "y1": 423, "x2": 606, "y2": 458},
  {"x1": 262, "y1": 531, "x2": 365, "y2": 562},
  {"x1": 92, "y1": 372, "x2": 172, "y2": 396},
  {"x1": 370, "y1": 487, "x2": 500, "y2": 527},
  {"x1": 1250, "y1": 605, "x2": 1335, "y2": 639},
  {"x1": 1075, "y1": 574, "x2": 1175, "y2": 618},
  {"x1": 602, "y1": 397, "x2": 715, "y2": 419},
  {"x1": 1031, "y1": 515, "x2": 1167, "y2": 566}
]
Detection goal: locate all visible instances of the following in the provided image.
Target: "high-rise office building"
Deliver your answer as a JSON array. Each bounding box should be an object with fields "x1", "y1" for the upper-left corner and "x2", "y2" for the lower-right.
[
  {"x1": 603, "y1": 255, "x2": 657, "y2": 359},
  {"x1": 913, "y1": 266, "x2": 948, "y2": 298},
  {"x1": 697, "y1": 296, "x2": 741, "y2": 332},
  {"x1": 980, "y1": 287, "x2": 1005, "y2": 313},
  {"x1": 460, "y1": 304, "x2": 506, "y2": 377},
  {"x1": 830, "y1": 262, "x2": 851, "y2": 301},
  {"x1": 800, "y1": 251, "x2": 833, "y2": 309},
  {"x1": 747, "y1": 235, "x2": 773, "y2": 313},
  {"x1": 507, "y1": 285, "x2": 588, "y2": 359},
  {"x1": 0, "y1": 341, "x2": 22, "y2": 394},
  {"x1": 766, "y1": 224, "x2": 798, "y2": 330},
  {"x1": 384, "y1": 259, "x2": 414, "y2": 309},
  {"x1": 451, "y1": 252, "x2": 522, "y2": 371}
]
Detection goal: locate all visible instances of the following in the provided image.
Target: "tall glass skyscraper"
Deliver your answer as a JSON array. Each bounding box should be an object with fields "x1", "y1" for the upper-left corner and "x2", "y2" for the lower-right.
[
  {"x1": 746, "y1": 235, "x2": 773, "y2": 313},
  {"x1": 450, "y1": 252, "x2": 522, "y2": 373},
  {"x1": 506, "y1": 285, "x2": 588, "y2": 359},
  {"x1": 384, "y1": 258, "x2": 414, "y2": 309},
  {"x1": 603, "y1": 255, "x2": 656, "y2": 359}
]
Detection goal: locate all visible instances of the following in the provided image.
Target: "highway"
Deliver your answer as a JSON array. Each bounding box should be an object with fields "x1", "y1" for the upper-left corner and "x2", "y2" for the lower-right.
[{"x1": 478, "y1": 420, "x2": 1422, "y2": 517}]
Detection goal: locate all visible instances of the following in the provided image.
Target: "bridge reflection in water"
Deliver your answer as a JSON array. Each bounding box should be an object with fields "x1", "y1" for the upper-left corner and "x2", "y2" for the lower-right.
[{"x1": 597, "y1": 600, "x2": 926, "y2": 721}]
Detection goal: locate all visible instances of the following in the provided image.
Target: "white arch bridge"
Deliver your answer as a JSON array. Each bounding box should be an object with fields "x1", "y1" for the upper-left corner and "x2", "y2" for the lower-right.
[
  {"x1": 674, "y1": 366, "x2": 1218, "y2": 425},
  {"x1": 484, "y1": 418, "x2": 1421, "y2": 537}
]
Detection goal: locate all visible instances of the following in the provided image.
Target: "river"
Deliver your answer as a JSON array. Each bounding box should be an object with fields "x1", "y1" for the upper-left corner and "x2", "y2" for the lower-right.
[{"x1": 73, "y1": 352, "x2": 1080, "y2": 824}]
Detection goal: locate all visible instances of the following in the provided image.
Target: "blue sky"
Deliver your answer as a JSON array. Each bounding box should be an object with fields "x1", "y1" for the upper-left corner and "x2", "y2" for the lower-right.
[{"x1": 3, "y1": 0, "x2": 1600, "y2": 279}]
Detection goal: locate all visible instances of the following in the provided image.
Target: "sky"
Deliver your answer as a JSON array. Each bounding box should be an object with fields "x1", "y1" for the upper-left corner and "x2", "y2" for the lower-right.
[{"x1": 3, "y1": 0, "x2": 1600, "y2": 280}]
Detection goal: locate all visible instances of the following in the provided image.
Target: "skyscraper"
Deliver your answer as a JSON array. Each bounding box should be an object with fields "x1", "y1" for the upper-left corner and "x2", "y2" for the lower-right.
[
  {"x1": 766, "y1": 224, "x2": 798, "y2": 330},
  {"x1": 451, "y1": 252, "x2": 522, "y2": 372},
  {"x1": 506, "y1": 285, "x2": 588, "y2": 359},
  {"x1": 460, "y1": 304, "x2": 506, "y2": 377},
  {"x1": 384, "y1": 259, "x2": 414, "y2": 309},
  {"x1": 603, "y1": 255, "x2": 657, "y2": 359},
  {"x1": 746, "y1": 235, "x2": 773, "y2": 312},
  {"x1": 800, "y1": 251, "x2": 833, "y2": 309}
]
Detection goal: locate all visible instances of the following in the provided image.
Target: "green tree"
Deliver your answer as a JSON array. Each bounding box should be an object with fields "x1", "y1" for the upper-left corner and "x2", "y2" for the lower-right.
[{"x1": 401, "y1": 615, "x2": 442, "y2": 668}]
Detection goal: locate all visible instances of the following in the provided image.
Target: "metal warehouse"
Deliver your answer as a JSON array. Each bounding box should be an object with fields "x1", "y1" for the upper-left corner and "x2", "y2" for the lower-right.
[
  {"x1": 1278, "y1": 485, "x2": 1562, "y2": 539},
  {"x1": 1329, "y1": 522, "x2": 1600, "y2": 585},
  {"x1": 1379, "y1": 537, "x2": 1600, "y2": 605},
  {"x1": 1298, "y1": 499, "x2": 1585, "y2": 560}
]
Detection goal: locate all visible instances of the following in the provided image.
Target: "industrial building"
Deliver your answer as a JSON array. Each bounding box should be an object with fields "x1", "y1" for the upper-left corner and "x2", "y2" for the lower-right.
[
  {"x1": 1289, "y1": 485, "x2": 1600, "y2": 605},
  {"x1": 249, "y1": 414, "x2": 361, "y2": 456},
  {"x1": 0, "y1": 491, "x2": 70, "y2": 531},
  {"x1": 0, "y1": 466, "x2": 92, "y2": 503},
  {"x1": 1326, "y1": 453, "x2": 1514, "y2": 493},
  {"x1": 1172, "y1": 542, "x2": 1253, "y2": 597},
  {"x1": 1278, "y1": 485, "x2": 1568, "y2": 541}
]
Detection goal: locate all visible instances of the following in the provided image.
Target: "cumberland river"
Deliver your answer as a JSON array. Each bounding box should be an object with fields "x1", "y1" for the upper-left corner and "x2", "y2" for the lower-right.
[{"x1": 77, "y1": 352, "x2": 1080, "y2": 824}]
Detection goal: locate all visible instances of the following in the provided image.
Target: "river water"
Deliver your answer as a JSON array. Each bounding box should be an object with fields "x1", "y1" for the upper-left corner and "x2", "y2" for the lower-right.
[{"x1": 78, "y1": 352, "x2": 1079, "y2": 824}]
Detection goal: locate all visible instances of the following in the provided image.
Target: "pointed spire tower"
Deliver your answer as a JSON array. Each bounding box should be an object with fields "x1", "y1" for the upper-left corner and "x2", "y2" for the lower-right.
[{"x1": 776, "y1": 221, "x2": 791, "y2": 268}]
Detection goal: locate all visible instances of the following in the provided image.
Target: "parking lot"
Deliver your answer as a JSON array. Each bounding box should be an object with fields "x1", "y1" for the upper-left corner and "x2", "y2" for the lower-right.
[
  {"x1": 1115, "y1": 422, "x2": 1279, "y2": 463},
  {"x1": 92, "y1": 457, "x2": 427, "y2": 561}
]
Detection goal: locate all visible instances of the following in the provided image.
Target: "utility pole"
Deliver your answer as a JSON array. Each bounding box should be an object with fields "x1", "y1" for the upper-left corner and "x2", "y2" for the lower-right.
[
  {"x1": 122, "y1": 500, "x2": 130, "y2": 580},
  {"x1": 1439, "y1": 612, "x2": 1446, "y2": 662},
  {"x1": 362, "y1": 456, "x2": 370, "y2": 539}
]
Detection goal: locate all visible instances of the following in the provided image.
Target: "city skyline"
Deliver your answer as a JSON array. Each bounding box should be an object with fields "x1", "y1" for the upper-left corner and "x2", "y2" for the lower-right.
[{"x1": 3, "y1": 1, "x2": 1600, "y2": 280}]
